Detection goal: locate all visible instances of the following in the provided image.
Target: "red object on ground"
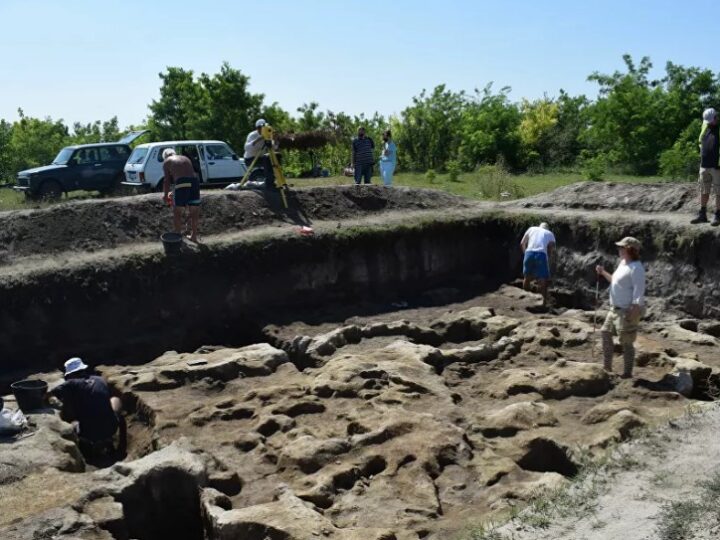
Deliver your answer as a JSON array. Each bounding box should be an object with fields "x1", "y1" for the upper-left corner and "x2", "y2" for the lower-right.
[{"x1": 298, "y1": 226, "x2": 314, "y2": 236}]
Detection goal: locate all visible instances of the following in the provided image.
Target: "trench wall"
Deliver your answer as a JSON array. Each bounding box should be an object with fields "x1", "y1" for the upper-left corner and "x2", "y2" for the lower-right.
[{"x1": 2, "y1": 211, "x2": 719, "y2": 377}]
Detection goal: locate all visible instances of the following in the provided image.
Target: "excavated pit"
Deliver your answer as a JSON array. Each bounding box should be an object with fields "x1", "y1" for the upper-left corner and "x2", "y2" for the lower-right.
[{"x1": 4, "y1": 183, "x2": 720, "y2": 540}]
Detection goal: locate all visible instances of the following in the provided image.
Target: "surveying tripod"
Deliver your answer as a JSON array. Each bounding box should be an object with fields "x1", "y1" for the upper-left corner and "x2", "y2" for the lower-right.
[{"x1": 239, "y1": 124, "x2": 290, "y2": 208}]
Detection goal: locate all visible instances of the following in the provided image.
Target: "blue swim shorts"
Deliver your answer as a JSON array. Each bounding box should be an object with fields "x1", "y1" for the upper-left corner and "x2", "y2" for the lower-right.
[{"x1": 523, "y1": 251, "x2": 550, "y2": 279}]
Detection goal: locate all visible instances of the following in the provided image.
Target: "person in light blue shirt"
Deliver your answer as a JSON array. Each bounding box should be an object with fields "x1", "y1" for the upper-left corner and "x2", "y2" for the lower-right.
[{"x1": 379, "y1": 129, "x2": 397, "y2": 186}]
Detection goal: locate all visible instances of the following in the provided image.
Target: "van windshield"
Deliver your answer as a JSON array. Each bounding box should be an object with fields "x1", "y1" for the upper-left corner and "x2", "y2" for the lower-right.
[
  {"x1": 127, "y1": 147, "x2": 149, "y2": 164},
  {"x1": 52, "y1": 148, "x2": 75, "y2": 165}
]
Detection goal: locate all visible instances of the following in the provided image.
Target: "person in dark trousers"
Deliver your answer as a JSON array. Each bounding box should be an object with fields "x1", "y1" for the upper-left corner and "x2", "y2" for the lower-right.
[
  {"x1": 691, "y1": 108, "x2": 720, "y2": 225},
  {"x1": 244, "y1": 119, "x2": 278, "y2": 190},
  {"x1": 50, "y1": 357, "x2": 126, "y2": 458},
  {"x1": 351, "y1": 126, "x2": 375, "y2": 184},
  {"x1": 163, "y1": 148, "x2": 201, "y2": 242}
]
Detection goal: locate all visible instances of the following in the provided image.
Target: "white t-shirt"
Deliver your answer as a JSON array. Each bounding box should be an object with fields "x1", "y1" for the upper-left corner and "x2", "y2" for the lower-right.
[
  {"x1": 244, "y1": 131, "x2": 263, "y2": 158},
  {"x1": 523, "y1": 226, "x2": 556, "y2": 253},
  {"x1": 610, "y1": 260, "x2": 645, "y2": 308}
]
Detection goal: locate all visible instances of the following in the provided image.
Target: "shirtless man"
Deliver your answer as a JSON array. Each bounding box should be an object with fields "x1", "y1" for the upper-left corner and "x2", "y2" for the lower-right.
[{"x1": 162, "y1": 148, "x2": 200, "y2": 242}]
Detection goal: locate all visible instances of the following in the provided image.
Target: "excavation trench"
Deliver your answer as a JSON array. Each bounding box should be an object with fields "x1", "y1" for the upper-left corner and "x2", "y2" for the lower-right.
[
  {"x1": 5, "y1": 185, "x2": 720, "y2": 540},
  {"x1": 1, "y1": 210, "x2": 719, "y2": 382}
]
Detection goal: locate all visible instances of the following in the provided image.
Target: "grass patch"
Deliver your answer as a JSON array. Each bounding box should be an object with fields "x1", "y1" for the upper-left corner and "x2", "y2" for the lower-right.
[
  {"x1": 0, "y1": 169, "x2": 671, "y2": 212},
  {"x1": 656, "y1": 500, "x2": 704, "y2": 540},
  {"x1": 294, "y1": 170, "x2": 667, "y2": 201},
  {"x1": 0, "y1": 186, "x2": 103, "y2": 211}
]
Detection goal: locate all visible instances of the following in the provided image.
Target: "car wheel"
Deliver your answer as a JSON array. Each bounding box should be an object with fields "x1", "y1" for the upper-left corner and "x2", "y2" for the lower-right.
[
  {"x1": 38, "y1": 180, "x2": 63, "y2": 201},
  {"x1": 154, "y1": 178, "x2": 165, "y2": 193}
]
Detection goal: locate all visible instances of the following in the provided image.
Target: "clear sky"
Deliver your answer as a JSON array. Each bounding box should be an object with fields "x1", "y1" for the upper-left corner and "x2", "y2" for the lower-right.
[{"x1": 0, "y1": 0, "x2": 716, "y2": 128}]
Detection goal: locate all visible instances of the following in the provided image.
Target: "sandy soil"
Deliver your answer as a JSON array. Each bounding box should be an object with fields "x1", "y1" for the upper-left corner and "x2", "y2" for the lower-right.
[{"x1": 491, "y1": 403, "x2": 720, "y2": 540}]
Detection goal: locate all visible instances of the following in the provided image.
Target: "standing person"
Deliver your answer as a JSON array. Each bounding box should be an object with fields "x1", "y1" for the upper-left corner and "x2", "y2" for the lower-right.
[
  {"x1": 595, "y1": 237, "x2": 646, "y2": 379},
  {"x1": 244, "y1": 119, "x2": 276, "y2": 190},
  {"x1": 50, "y1": 357, "x2": 126, "y2": 458},
  {"x1": 351, "y1": 126, "x2": 375, "y2": 185},
  {"x1": 520, "y1": 222, "x2": 556, "y2": 306},
  {"x1": 163, "y1": 148, "x2": 201, "y2": 242},
  {"x1": 379, "y1": 129, "x2": 397, "y2": 186},
  {"x1": 691, "y1": 108, "x2": 720, "y2": 225}
]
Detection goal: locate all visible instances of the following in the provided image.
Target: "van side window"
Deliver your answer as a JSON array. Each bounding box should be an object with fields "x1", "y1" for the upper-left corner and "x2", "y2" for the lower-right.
[
  {"x1": 206, "y1": 144, "x2": 233, "y2": 160},
  {"x1": 99, "y1": 147, "x2": 122, "y2": 162},
  {"x1": 158, "y1": 148, "x2": 172, "y2": 162}
]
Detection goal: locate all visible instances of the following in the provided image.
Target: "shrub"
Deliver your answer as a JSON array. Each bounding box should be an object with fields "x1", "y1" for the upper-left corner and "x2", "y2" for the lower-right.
[
  {"x1": 425, "y1": 169, "x2": 437, "y2": 183},
  {"x1": 660, "y1": 140, "x2": 698, "y2": 181},
  {"x1": 446, "y1": 159, "x2": 461, "y2": 182},
  {"x1": 580, "y1": 153, "x2": 607, "y2": 181},
  {"x1": 474, "y1": 164, "x2": 524, "y2": 199}
]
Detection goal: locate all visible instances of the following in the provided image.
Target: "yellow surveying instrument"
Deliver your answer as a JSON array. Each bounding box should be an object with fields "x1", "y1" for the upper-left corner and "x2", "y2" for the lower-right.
[{"x1": 239, "y1": 124, "x2": 291, "y2": 208}]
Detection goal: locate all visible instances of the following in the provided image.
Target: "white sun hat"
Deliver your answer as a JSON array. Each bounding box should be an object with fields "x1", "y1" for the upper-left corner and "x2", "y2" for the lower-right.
[
  {"x1": 703, "y1": 108, "x2": 717, "y2": 123},
  {"x1": 64, "y1": 357, "x2": 89, "y2": 376}
]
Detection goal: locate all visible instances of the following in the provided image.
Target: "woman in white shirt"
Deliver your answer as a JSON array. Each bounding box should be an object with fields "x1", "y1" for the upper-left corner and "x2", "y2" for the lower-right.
[{"x1": 595, "y1": 237, "x2": 646, "y2": 378}]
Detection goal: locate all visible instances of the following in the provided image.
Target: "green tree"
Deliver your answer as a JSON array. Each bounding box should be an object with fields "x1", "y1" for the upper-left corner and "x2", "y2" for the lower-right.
[
  {"x1": 544, "y1": 91, "x2": 589, "y2": 167},
  {"x1": 296, "y1": 102, "x2": 325, "y2": 131},
  {"x1": 8, "y1": 108, "x2": 69, "y2": 174},
  {"x1": 0, "y1": 120, "x2": 12, "y2": 182},
  {"x1": 457, "y1": 85, "x2": 522, "y2": 170},
  {"x1": 518, "y1": 97, "x2": 559, "y2": 168},
  {"x1": 585, "y1": 55, "x2": 669, "y2": 174},
  {"x1": 394, "y1": 85, "x2": 466, "y2": 170},
  {"x1": 70, "y1": 116, "x2": 121, "y2": 144},
  {"x1": 196, "y1": 62, "x2": 264, "y2": 152},
  {"x1": 147, "y1": 67, "x2": 207, "y2": 141}
]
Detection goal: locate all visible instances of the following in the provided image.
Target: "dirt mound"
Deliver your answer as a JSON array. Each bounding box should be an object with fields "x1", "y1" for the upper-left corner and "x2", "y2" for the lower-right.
[
  {"x1": 0, "y1": 186, "x2": 471, "y2": 263},
  {"x1": 509, "y1": 181, "x2": 697, "y2": 213}
]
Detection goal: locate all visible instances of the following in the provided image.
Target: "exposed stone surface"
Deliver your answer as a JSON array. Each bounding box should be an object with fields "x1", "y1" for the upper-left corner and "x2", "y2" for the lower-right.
[
  {"x1": 497, "y1": 360, "x2": 612, "y2": 399},
  {"x1": 3, "y1": 280, "x2": 720, "y2": 539},
  {"x1": 0, "y1": 413, "x2": 84, "y2": 485}
]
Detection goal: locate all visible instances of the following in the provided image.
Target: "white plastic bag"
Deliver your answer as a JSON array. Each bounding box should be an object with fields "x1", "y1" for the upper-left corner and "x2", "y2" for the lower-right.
[{"x1": 0, "y1": 408, "x2": 26, "y2": 434}]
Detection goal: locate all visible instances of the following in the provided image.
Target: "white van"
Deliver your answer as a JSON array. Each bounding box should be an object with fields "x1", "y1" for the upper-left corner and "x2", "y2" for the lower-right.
[{"x1": 122, "y1": 140, "x2": 247, "y2": 191}]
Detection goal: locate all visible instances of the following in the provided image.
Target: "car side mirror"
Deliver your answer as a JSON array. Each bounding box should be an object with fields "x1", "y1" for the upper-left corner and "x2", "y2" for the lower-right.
[{"x1": 231, "y1": 154, "x2": 238, "y2": 160}]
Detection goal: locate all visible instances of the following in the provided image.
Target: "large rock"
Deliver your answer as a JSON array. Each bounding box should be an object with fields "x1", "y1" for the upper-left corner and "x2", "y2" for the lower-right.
[
  {"x1": 202, "y1": 488, "x2": 397, "y2": 540},
  {"x1": 497, "y1": 360, "x2": 611, "y2": 399},
  {"x1": 474, "y1": 401, "x2": 558, "y2": 437},
  {"x1": 0, "y1": 413, "x2": 84, "y2": 485}
]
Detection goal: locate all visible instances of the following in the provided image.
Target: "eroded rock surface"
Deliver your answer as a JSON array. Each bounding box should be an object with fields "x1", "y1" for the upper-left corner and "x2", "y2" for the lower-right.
[{"x1": 2, "y1": 284, "x2": 719, "y2": 539}]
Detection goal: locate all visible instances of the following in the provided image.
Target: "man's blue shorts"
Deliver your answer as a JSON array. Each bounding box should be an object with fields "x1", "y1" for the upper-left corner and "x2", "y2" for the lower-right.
[
  {"x1": 523, "y1": 251, "x2": 550, "y2": 279},
  {"x1": 173, "y1": 177, "x2": 201, "y2": 207}
]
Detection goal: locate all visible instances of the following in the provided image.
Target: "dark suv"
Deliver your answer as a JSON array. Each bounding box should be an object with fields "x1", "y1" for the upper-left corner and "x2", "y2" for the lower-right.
[{"x1": 14, "y1": 130, "x2": 148, "y2": 199}]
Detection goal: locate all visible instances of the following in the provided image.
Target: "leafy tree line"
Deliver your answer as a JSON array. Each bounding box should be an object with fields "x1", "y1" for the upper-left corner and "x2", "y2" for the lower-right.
[{"x1": 1, "y1": 55, "x2": 718, "y2": 182}]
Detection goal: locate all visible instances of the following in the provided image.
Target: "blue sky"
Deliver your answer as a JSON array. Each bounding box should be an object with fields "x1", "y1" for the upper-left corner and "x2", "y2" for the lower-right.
[{"x1": 0, "y1": 0, "x2": 715, "y2": 128}]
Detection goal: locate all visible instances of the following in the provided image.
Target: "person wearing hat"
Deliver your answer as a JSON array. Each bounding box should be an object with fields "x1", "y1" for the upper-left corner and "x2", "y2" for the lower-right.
[
  {"x1": 595, "y1": 237, "x2": 646, "y2": 378},
  {"x1": 49, "y1": 358, "x2": 125, "y2": 457},
  {"x1": 691, "y1": 108, "x2": 720, "y2": 225},
  {"x1": 520, "y1": 222, "x2": 556, "y2": 306},
  {"x1": 244, "y1": 119, "x2": 277, "y2": 190}
]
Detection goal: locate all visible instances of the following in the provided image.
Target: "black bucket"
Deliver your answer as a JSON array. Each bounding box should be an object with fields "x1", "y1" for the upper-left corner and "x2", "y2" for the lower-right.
[
  {"x1": 161, "y1": 232, "x2": 183, "y2": 256},
  {"x1": 11, "y1": 379, "x2": 48, "y2": 412}
]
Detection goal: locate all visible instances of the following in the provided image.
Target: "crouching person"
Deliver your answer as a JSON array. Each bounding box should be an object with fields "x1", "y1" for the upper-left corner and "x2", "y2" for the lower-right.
[
  {"x1": 50, "y1": 357, "x2": 126, "y2": 459},
  {"x1": 595, "y1": 237, "x2": 646, "y2": 378}
]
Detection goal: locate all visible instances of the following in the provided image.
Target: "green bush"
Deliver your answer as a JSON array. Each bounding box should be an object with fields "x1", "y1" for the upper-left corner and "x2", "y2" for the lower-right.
[
  {"x1": 474, "y1": 164, "x2": 524, "y2": 199},
  {"x1": 659, "y1": 142, "x2": 697, "y2": 181},
  {"x1": 425, "y1": 169, "x2": 437, "y2": 183},
  {"x1": 580, "y1": 153, "x2": 607, "y2": 181},
  {"x1": 446, "y1": 159, "x2": 461, "y2": 182}
]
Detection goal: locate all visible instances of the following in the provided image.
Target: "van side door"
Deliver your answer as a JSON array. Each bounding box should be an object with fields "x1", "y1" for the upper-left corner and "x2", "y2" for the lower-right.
[{"x1": 204, "y1": 143, "x2": 241, "y2": 182}]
